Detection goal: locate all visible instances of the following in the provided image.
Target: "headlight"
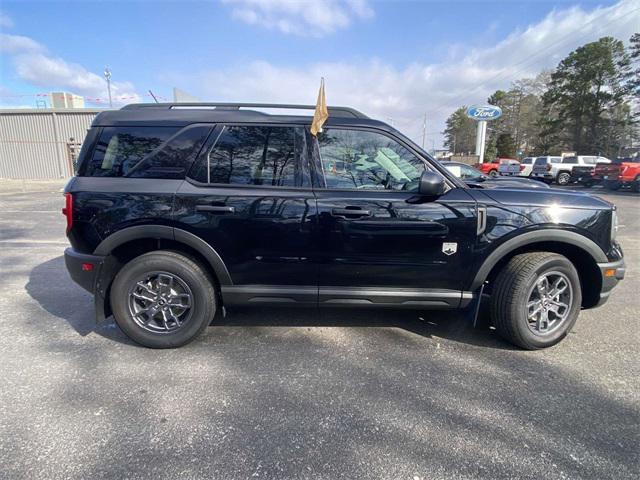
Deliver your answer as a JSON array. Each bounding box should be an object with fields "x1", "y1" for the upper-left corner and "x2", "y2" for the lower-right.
[{"x1": 611, "y1": 209, "x2": 618, "y2": 241}]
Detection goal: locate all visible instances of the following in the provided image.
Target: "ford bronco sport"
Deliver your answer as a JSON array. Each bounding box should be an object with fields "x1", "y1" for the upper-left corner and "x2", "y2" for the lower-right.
[{"x1": 63, "y1": 103, "x2": 625, "y2": 349}]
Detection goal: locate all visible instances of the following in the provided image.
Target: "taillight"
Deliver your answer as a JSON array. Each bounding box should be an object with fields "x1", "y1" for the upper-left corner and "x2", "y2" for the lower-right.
[
  {"x1": 519, "y1": 165, "x2": 525, "y2": 171},
  {"x1": 62, "y1": 193, "x2": 73, "y2": 233},
  {"x1": 546, "y1": 163, "x2": 552, "y2": 171}
]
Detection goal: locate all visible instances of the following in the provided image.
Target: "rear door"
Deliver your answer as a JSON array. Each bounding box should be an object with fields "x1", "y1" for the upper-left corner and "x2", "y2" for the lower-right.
[
  {"x1": 174, "y1": 124, "x2": 318, "y2": 306},
  {"x1": 310, "y1": 127, "x2": 477, "y2": 308}
]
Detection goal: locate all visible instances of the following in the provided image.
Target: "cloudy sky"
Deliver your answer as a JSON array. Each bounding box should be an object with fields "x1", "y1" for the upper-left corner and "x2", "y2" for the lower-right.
[{"x1": 1, "y1": 0, "x2": 638, "y2": 147}]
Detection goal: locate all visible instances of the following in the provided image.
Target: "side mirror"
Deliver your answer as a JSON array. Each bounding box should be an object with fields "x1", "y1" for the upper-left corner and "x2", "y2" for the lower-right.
[{"x1": 419, "y1": 170, "x2": 446, "y2": 196}]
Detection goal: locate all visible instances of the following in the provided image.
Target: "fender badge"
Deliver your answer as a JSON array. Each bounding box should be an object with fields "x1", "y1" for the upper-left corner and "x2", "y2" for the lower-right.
[{"x1": 442, "y1": 242, "x2": 458, "y2": 256}]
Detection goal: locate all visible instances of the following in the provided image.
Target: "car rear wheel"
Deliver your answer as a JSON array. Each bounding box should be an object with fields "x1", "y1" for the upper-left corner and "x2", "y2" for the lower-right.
[
  {"x1": 632, "y1": 176, "x2": 639, "y2": 193},
  {"x1": 556, "y1": 172, "x2": 571, "y2": 185},
  {"x1": 110, "y1": 250, "x2": 216, "y2": 348},
  {"x1": 490, "y1": 252, "x2": 581, "y2": 350},
  {"x1": 489, "y1": 169, "x2": 498, "y2": 177}
]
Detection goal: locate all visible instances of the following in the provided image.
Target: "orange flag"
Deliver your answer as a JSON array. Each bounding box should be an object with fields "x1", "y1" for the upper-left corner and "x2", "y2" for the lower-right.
[{"x1": 310, "y1": 78, "x2": 328, "y2": 136}]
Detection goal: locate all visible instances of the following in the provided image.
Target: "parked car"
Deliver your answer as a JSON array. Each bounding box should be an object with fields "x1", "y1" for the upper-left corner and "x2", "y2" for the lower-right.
[
  {"x1": 530, "y1": 156, "x2": 563, "y2": 183},
  {"x1": 475, "y1": 158, "x2": 521, "y2": 177},
  {"x1": 570, "y1": 156, "x2": 613, "y2": 186},
  {"x1": 475, "y1": 159, "x2": 501, "y2": 177},
  {"x1": 518, "y1": 157, "x2": 535, "y2": 177},
  {"x1": 63, "y1": 102, "x2": 625, "y2": 350},
  {"x1": 497, "y1": 158, "x2": 522, "y2": 176},
  {"x1": 594, "y1": 157, "x2": 640, "y2": 192},
  {"x1": 441, "y1": 161, "x2": 549, "y2": 189},
  {"x1": 532, "y1": 155, "x2": 610, "y2": 185}
]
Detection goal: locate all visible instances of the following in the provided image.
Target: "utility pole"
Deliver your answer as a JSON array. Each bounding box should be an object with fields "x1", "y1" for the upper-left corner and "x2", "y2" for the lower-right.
[
  {"x1": 103, "y1": 66, "x2": 113, "y2": 108},
  {"x1": 421, "y1": 113, "x2": 427, "y2": 149}
]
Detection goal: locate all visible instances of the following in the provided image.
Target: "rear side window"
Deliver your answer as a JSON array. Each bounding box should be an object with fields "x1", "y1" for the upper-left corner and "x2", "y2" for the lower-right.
[
  {"x1": 83, "y1": 126, "x2": 212, "y2": 178},
  {"x1": 207, "y1": 126, "x2": 304, "y2": 187},
  {"x1": 551, "y1": 157, "x2": 562, "y2": 163},
  {"x1": 84, "y1": 127, "x2": 178, "y2": 177},
  {"x1": 521, "y1": 157, "x2": 533, "y2": 164},
  {"x1": 562, "y1": 156, "x2": 578, "y2": 164}
]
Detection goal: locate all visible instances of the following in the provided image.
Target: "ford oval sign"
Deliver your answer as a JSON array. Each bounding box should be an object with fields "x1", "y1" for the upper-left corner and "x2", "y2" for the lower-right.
[{"x1": 466, "y1": 105, "x2": 502, "y2": 121}]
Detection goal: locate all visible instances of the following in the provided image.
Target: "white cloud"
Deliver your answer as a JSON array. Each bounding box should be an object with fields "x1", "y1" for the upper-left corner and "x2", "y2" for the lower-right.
[
  {"x1": 0, "y1": 11, "x2": 13, "y2": 29},
  {"x1": 1, "y1": 32, "x2": 140, "y2": 105},
  {"x1": 221, "y1": 0, "x2": 374, "y2": 36},
  {"x1": 170, "y1": 0, "x2": 640, "y2": 147}
]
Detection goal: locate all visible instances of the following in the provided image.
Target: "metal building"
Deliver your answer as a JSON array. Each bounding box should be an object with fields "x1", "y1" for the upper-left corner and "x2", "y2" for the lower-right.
[{"x1": 0, "y1": 109, "x2": 101, "y2": 179}]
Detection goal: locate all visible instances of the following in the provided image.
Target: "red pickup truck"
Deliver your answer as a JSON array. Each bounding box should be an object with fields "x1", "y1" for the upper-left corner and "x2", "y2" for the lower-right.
[{"x1": 593, "y1": 157, "x2": 640, "y2": 192}]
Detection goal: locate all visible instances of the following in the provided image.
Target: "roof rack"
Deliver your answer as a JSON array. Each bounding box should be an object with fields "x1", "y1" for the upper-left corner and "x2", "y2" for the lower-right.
[{"x1": 120, "y1": 102, "x2": 368, "y2": 119}]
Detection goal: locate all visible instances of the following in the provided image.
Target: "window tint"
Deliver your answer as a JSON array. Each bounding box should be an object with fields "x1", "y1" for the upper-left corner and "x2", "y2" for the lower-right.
[
  {"x1": 562, "y1": 156, "x2": 578, "y2": 164},
  {"x1": 84, "y1": 127, "x2": 178, "y2": 177},
  {"x1": 522, "y1": 157, "x2": 533, "y2": 164},
  {"x1": 317, "y1": 128, "x2": 427, "y2": 191},
  {"x1": 208, "y1": 126, "x2": 302, "y2": 187},
  {"x1": 582, "y1": 156, "x2": 598, "y2": 164},
  {"x1": 129, "y1": 125, "x2": 212, "y2": 179}
]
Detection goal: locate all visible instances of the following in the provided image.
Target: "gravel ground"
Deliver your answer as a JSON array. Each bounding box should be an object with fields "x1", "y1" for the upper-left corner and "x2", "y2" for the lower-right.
[{"x1": 0, "y1": 179, "x2": 638, "y2": 480}]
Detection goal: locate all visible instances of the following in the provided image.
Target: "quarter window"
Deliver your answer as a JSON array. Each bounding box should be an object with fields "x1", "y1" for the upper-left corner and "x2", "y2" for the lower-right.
[
  {"x1": 85, "y1": 127, "x2": 178, "y2": 177},
  {"x1": 317, "y1": 128, "x2": 427, "y2": 191},
  {"x1": 208, "y1": 126, "x2": 302, "y2": 187}
]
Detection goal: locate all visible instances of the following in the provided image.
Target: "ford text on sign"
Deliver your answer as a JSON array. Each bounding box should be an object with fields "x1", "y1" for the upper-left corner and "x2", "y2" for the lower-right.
[{"x1": 466, "y1": 105, "x2": 502, "y2": 120}]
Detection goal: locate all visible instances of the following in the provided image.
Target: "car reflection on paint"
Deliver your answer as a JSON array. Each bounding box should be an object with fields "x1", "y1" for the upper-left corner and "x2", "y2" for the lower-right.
[{"x1": 440, "y1": 161, "x2": 550, "y2": 189}]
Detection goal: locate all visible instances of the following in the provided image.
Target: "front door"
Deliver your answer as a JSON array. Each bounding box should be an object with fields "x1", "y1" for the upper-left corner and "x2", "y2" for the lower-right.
[
  {"x1": 311, "y1": 127, "x2": 477, "y2": 308},
  {"x1": 174, "y1": 124, "x2": 318, "y2": 306}
]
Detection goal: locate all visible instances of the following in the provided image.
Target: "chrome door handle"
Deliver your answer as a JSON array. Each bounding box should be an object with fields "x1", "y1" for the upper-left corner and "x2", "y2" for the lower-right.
[{"x1": 331, "y1": 208, "x2": 372, "y2": 218}]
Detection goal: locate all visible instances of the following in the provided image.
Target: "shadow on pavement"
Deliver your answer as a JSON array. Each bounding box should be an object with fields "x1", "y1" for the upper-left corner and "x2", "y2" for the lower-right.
[{"x1": 26, "y1": 255, "x2": 510, "y2": 350}]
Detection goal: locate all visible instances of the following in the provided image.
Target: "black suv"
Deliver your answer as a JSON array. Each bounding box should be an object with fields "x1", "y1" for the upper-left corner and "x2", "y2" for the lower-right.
[{"x1": 63, "y1": 103, "x2": 625, "y2": 349}]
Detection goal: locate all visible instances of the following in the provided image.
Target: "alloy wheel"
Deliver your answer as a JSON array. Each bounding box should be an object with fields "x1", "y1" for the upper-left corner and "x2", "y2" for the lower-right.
[
  {"x1": 525, "y1": 271, "x2": 573, "y2": 336},
  {"x1": 127, "y1": 271, "x2": 194, "y2": 333}
]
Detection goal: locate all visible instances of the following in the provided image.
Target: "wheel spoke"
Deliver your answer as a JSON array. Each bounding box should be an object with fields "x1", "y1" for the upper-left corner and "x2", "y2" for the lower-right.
[
  {"x1": 168, "y1": 293, "x2": 191, "y2": 308},
  {"x1": 158, "y1": 274, "x2": 174, "y2": 295},
  {"x1": 136, "y1": 281, "x2": 158, "y2": 297},
  {"x1": 132, "y1": 291, "x2": 155, "y2": 303}
]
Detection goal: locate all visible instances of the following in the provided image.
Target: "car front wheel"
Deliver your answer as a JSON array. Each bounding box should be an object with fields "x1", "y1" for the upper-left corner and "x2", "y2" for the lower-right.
[
  {"x1": 110, "y1": 250, "x2": 217, "y2": 348},
  {"x1": 490, "y1": 252, "x2": 581, "y2": 349}
]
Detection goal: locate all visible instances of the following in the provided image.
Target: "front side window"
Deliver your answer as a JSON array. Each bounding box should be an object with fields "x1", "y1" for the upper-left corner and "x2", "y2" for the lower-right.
[
  {"x1": 85, "y1": 127, "x2": 178, "y2": 177},
  {"x1": 208, "y1": 126, "x2": 303, "y2": 187},
  {"x1": 317, "y1": 128, "x2": 427, "y2": 191}
]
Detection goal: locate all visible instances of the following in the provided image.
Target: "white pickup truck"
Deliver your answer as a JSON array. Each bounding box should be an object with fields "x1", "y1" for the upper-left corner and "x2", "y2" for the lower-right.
[{"x1": 531, "y1": 155, "x2": 610, "y2": 185}]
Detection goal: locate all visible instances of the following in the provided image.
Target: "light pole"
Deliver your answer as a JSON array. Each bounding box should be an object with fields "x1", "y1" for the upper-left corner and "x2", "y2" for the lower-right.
[{"x1": 103, "y1": 67, "x2": 113, "y2": 108}]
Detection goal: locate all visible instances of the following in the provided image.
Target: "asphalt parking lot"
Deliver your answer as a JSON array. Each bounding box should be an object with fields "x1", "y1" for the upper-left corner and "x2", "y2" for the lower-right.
[{"x1": 0, "y1": 180, "x2": 638, "y2": 480}]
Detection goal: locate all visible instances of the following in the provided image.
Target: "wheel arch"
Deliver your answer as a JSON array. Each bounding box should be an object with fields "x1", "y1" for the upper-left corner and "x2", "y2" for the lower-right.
[
  {"x1": 471, "y1": 230, "x2": 606, "y2": 309},
  {"x1": 94, "y1": 225, "x2": 232, "y2": 286}
]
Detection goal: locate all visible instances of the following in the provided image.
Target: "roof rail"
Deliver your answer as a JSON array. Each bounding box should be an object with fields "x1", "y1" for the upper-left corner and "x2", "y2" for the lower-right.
[{"x1": 120, "y1": 102, "x2": 368, "y2": 119}]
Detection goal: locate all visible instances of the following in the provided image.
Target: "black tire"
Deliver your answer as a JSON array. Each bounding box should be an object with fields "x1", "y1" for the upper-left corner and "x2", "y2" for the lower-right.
[
  {"x1": 490, "y1": 252, "x2": 582, "y2": 350},
  {"x1": 582, "y1": 181, "x2": 593, "y2": 188},
  {"x1": 489, "y1": 169, "x2": 498, "y2": 178},
  {"x1": 631, "y1": 176, "x2": 640, "y2": 193},
  {"x1": 605, "y1": 180, "x2": 621, "y2": 191},
  {"x1": 110, "y1": 250, "x2": 216, "y2": 348},
  {"x1": 556, "y1": 172, "x2": 571, "y2": 185}
]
